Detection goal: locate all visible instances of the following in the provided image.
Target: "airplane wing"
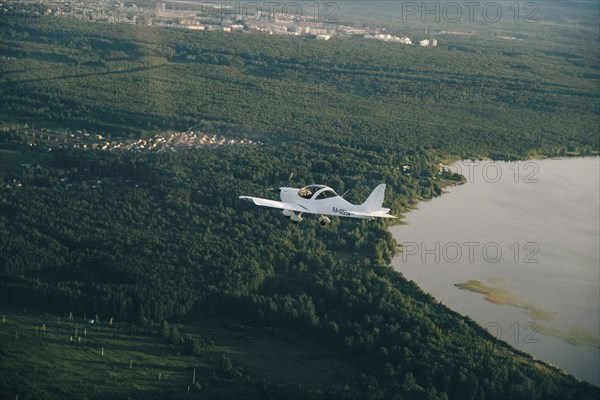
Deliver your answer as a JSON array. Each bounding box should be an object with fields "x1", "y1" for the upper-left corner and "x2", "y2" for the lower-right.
[
  {"x1": 346, "y1": 210, "x2": 398, "y2": 219},
  {"x1": 239, "y1": 196, "x2": 309, "y2": 213}
]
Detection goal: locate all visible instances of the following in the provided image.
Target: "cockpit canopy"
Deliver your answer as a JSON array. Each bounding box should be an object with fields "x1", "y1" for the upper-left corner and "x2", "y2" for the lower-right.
[{"x1": 298, "y1": 185, "x2": 339, "y2": 200}]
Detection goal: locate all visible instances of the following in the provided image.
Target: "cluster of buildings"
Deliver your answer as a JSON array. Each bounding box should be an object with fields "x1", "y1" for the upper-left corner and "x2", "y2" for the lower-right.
[
  {"x1": 8, "y1": 125, "x2": 257, "y2": 153},
  {"x1": 364, "y1": 34, "x2": 413, "y2": 44},
  {"x1": 6, "y1": 0, "x2": 439, "y2": 47},
  {"x1": 419, "y1": 38, "x2": 439, "y2": 47},
  {"x1": 162, "y1": 10, "x2": 341, "y2": 41},
  {"x1": 2, "y1": 128, "x2": 257, "y2": 190},
  {"x1": 363, "y1": 34, "x2": 437, "y2": 47},
  {"x1": 102, "y1": 131, "x2": 257, "y2": 153}
]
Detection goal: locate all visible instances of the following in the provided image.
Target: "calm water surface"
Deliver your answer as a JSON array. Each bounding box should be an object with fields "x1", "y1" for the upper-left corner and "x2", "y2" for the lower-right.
[{"x1": 391, "y1": 157, "x2": 600, "y2": 385}]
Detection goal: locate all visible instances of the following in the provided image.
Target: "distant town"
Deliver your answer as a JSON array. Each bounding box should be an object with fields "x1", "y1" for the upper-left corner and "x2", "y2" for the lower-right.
[
  {"x1": 2, "y1": 0, "x2": 440, "y2": 47},
  {"x1": 1, "y1": 124, "x2": 259, "y2": 189},
  {"x1": 1, "y1": 124, "x2": 258, "y2": 153}
]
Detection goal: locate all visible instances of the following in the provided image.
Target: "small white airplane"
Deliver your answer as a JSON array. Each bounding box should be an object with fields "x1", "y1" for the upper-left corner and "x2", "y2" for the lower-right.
[{"x1": 239, "y1": 184, "x2": 396, "y2": 225}]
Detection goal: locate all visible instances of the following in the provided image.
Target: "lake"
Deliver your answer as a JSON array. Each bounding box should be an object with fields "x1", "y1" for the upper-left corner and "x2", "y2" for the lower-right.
[{"x1": 391, "y1": 157, "x2": 600, "y2": 385}]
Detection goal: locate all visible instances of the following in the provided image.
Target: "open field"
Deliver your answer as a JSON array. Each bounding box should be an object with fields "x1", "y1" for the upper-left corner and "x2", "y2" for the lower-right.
[{"x1": 0, "y1": 306, "x2": 358, "y2": 399}]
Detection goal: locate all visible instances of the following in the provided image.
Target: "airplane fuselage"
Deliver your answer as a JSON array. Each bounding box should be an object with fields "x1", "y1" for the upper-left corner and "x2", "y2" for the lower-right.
[
  {"x1": 279, "y1": 187, "x2": 369, "y2": 219},
  {"x1": 239, "y1": 183, "x2": 396, "y2": 223}
]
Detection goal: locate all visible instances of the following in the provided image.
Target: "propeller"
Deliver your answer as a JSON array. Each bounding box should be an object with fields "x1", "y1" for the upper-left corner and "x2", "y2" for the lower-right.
[{"x1": 266, "y1": 171, "x2": 296, "y2": 193}]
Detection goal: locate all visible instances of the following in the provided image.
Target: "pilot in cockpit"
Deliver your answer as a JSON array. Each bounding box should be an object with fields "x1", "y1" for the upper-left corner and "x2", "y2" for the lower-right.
[{"x1": 298, "y1": 187, "x2": 313, "y2": 198}]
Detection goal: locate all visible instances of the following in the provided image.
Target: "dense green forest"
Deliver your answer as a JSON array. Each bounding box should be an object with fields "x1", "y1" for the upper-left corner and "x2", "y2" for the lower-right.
[
  {"x1": 1, "y1": 4, "x2": 599, "y2": 400},
  {"x1": 1, "y1": 10, "x2": 598, "y2": 157}
]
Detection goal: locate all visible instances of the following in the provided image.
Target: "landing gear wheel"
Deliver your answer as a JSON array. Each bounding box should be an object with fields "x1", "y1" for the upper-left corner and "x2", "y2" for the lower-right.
[{"x1": 319, "y1": 216, "x2": 332, "y2": 226}]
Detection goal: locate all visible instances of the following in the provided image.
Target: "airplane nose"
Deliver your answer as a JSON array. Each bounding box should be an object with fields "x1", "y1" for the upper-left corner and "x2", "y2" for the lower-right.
[{"x1": 279, "y1": 188, "x2": 292, "y2": 201}]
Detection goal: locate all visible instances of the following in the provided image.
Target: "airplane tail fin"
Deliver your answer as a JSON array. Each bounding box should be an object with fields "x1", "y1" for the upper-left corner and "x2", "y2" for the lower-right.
[{"x1": 360, "y1": 184, "x2": 386, "y2": 213}]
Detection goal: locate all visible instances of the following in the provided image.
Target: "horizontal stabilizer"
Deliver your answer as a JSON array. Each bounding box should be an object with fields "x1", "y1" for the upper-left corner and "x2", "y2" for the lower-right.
[{"x1": 347, "y1": 210, "x2": 397, "y2": 219}]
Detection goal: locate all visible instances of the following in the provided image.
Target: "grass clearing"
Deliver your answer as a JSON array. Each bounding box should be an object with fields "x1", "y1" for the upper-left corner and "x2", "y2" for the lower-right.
[{"x1": 0, "y1": 307, "x2": 357, "y2": 399}]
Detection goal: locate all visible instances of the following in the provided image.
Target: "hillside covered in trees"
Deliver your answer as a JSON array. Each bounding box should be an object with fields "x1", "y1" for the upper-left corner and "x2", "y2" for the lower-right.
[{"x1": 1, "y1": 4, "x2": 599, "y2": 400}]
